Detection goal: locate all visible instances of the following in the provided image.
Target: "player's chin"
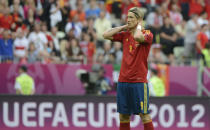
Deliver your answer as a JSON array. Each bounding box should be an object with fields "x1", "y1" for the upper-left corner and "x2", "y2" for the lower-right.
[
  {"x1": 128, "y1": 26, "x2": 136, "y2": 30},
  {"x1": 127, "y1": 25, "x2": 133, "y2": 29}
]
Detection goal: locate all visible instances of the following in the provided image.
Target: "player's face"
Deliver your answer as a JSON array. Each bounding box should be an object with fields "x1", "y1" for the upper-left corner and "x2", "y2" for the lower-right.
[{"x1": 127, "y1": 12, "x2": 138, "y2": 29}]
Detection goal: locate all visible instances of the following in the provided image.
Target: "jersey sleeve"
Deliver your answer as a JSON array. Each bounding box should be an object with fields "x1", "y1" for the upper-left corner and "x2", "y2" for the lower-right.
[
  {"x1": 112, "y1": 31, "x2": 125, "y2": 42},
  {"x1": 143, "y1": 30, "x2": 153, "y2": 45}
]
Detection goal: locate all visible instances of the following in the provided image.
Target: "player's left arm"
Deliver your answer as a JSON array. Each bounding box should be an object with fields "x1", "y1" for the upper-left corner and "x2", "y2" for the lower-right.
[
  {"x1": 134, "y1": 22, "x2": 153, "y2": 44},
  {"x1": 134, "y1": 22, "x2": 145, "y2": 43}
]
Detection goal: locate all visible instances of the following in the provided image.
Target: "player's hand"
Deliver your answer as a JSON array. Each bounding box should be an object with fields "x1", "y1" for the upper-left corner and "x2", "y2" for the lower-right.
[
  {"x1": 136, "y1": 20, "x2": 143, "y2": 31},
  {"x1": 122, "y1": 24, "x2": 128, "y2": 30}
]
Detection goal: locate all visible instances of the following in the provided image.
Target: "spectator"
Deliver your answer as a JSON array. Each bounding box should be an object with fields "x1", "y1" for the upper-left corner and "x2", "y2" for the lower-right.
[
  {"x1": 197, "y1": 11, "x2": 209, "y2": 26},
  {"x1": 13, "y1": 28, "x2": 29, "y2": 62},
  {"x1": 184, "y1": 14, "x2": 200, "y2": 59},
  {"x1": 36, "y1": 0, "x2": 44, "y2": 20},
  {"x1": 40, "y1": 0, "x2": 52, "y2": 30},
  {"x1": 41, "y1": 21, "x2": 50, "y2": 35},
  {"x1": 175, "y1": 20, "x2": 187, "y2": 38},
  {"x1": 11, "y1": 4, "x2": 24, "y2": 31},
  {"x1": 160, "y1": 16, "x2": 179, "y2": 64},
  {"x1": 102, "y1": 40, "x2": 112, "y2": 64},
  {"x1": 160, "y1": 17, "x2": 183, "y2": 65},
  {"x1": 189, "y1": 0, "x2": 206, "y2": 17},
  {"x1": 85, "y1": 0, "x2": 101, "y2": 19},
  {"x1": 169, "y1": 0, "x2": 181, "y2": 9},
  {"x1": 28, "y1": 42, "x2": 39, "y2": 63},
  {"x1": 23, "y1": 8, "x2": 36, "y2": 29},
  {"x1": 0, "y1": 7, "x2": 13, "y2": 29},
  {"x1": 28, "y1": 22, "x2": 49, "y2": 60},
  {"x1": 0, "y1": 29, "x2": 13, "y2": 62},
  {"x1": 14, "y1": 65, "x2": 35, "y2": 95},
  {"x1": 110, "y1": 42, "x2": 123, "y2": 65},
  {"x1": 110, "y1": 0, "x2": 122, "y2": 19},
  {"x1": 98, "y1": 1, "x2": 111, "y2": 20},
  {"x1": 106, "y1": 52, "x2": 116, "y2": 64},
  {"x1": 146, "y1": 6, "x2": 163, "y2": 43},
  {"x1": 69, "y1": 1, "x2": 86, "y2": 23},
  {"x1": 65, "y1": 14, "x2": 82, "y2": 39},
  {"x1": 65, "y1": 28, "x2": 76, "y2": 41},
  {"x1": 50, "y1": 0, "x2": 62, "y2": 27},
  {"x1": 0, "y1": 0, "x2": 8, "y2": 8},
  {"x1": 82, "y1": 17, "x2": 97, "y2": 43},
  {"x1": 95, "y1": 53, "x2": 104, "y2": 64},
  {"x1": 45, "y1": 35, "x2": 55, "y2": 58},
  {"x1": 50, "y1": 26, "x2": 60, "y2": 56},
  {"x1": 58, "y1": 0, "x2": 71, "y2": 31},
  {"x1": 23, "y1": 0, "x2": 36, "y2": 19},
  {"x1": 180, "y1": 0, "x2": 190, "y2": 21},
  {"x1": 94, "y1": 10, "x2": 112, "y2": 46},
  {"x1": 69, "y1": 0, "x2": 87, "y2": 10},
  {"x1": 80, "y1": 33, "x2": 96, "y2": 64},
  {"x1": 10, "y1": 0, "x2": 24, "y2": 19},
  {"x1": 59, "y1": 39, "x2": 68, "y2": 61},
  {"x1": 66, "y1": 38, "x2": 84, "y2": 64},
  {"x1": 160, "y1": 2, "x2": 170, "y2": 17},
  {"x1": 148, "y1": 44, "x2": 169, "y2": 64},
  {"x1": 169, "y1": 3, "x2": 183, "y2": 25}
]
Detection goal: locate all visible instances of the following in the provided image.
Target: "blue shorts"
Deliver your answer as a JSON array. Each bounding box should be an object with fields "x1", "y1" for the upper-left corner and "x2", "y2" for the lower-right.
[{"x1": 117, "y1": 82, "x2": 150, "y2": 115}]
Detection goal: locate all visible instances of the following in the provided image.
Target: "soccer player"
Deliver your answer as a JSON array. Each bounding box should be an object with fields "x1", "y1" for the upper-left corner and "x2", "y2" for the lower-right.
[{"x1": 103, "y1": 7, "x2": 154, "y2": 130}]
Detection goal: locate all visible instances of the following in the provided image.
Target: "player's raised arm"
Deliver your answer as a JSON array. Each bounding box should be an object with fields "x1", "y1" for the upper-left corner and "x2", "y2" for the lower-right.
[
  {"x1": 103, "y1": 25, "x2": 128, "y2": 40},
  {"x1": 134, "y1": 22, "x2": 145, "y2": 43}
]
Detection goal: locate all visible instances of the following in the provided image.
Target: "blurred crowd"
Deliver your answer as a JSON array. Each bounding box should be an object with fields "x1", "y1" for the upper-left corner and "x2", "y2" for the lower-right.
[{"x1": 0, "y1": 0, "x2": 210, "y2": 66}]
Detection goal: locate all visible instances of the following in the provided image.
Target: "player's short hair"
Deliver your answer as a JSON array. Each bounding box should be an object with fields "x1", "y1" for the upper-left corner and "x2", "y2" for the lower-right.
[{"x1": 128, "y1": 7, "x2": 144, "y2": 20}]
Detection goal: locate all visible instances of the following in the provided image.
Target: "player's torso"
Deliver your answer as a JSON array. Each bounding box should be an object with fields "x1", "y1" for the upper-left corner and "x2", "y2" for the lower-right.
[{"x1": 119, "y1": 31, "x2": 151, "y2": 82}]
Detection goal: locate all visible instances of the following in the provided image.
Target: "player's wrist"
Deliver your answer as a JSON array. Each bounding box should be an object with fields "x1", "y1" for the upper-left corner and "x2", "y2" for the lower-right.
[{"x1": 137, "y1": 25, "x2": 142, "y2": 30}]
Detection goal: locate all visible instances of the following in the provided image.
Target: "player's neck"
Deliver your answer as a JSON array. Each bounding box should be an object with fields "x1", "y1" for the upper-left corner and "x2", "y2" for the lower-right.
[{"x1": 128, "y1": 28, "x2": 135, "y2": 35}]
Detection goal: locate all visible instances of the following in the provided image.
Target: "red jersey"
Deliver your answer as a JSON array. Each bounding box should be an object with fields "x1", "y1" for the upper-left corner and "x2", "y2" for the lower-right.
[{"x1": 113, "y1": 30, "x2": 153, "y2": 83}]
